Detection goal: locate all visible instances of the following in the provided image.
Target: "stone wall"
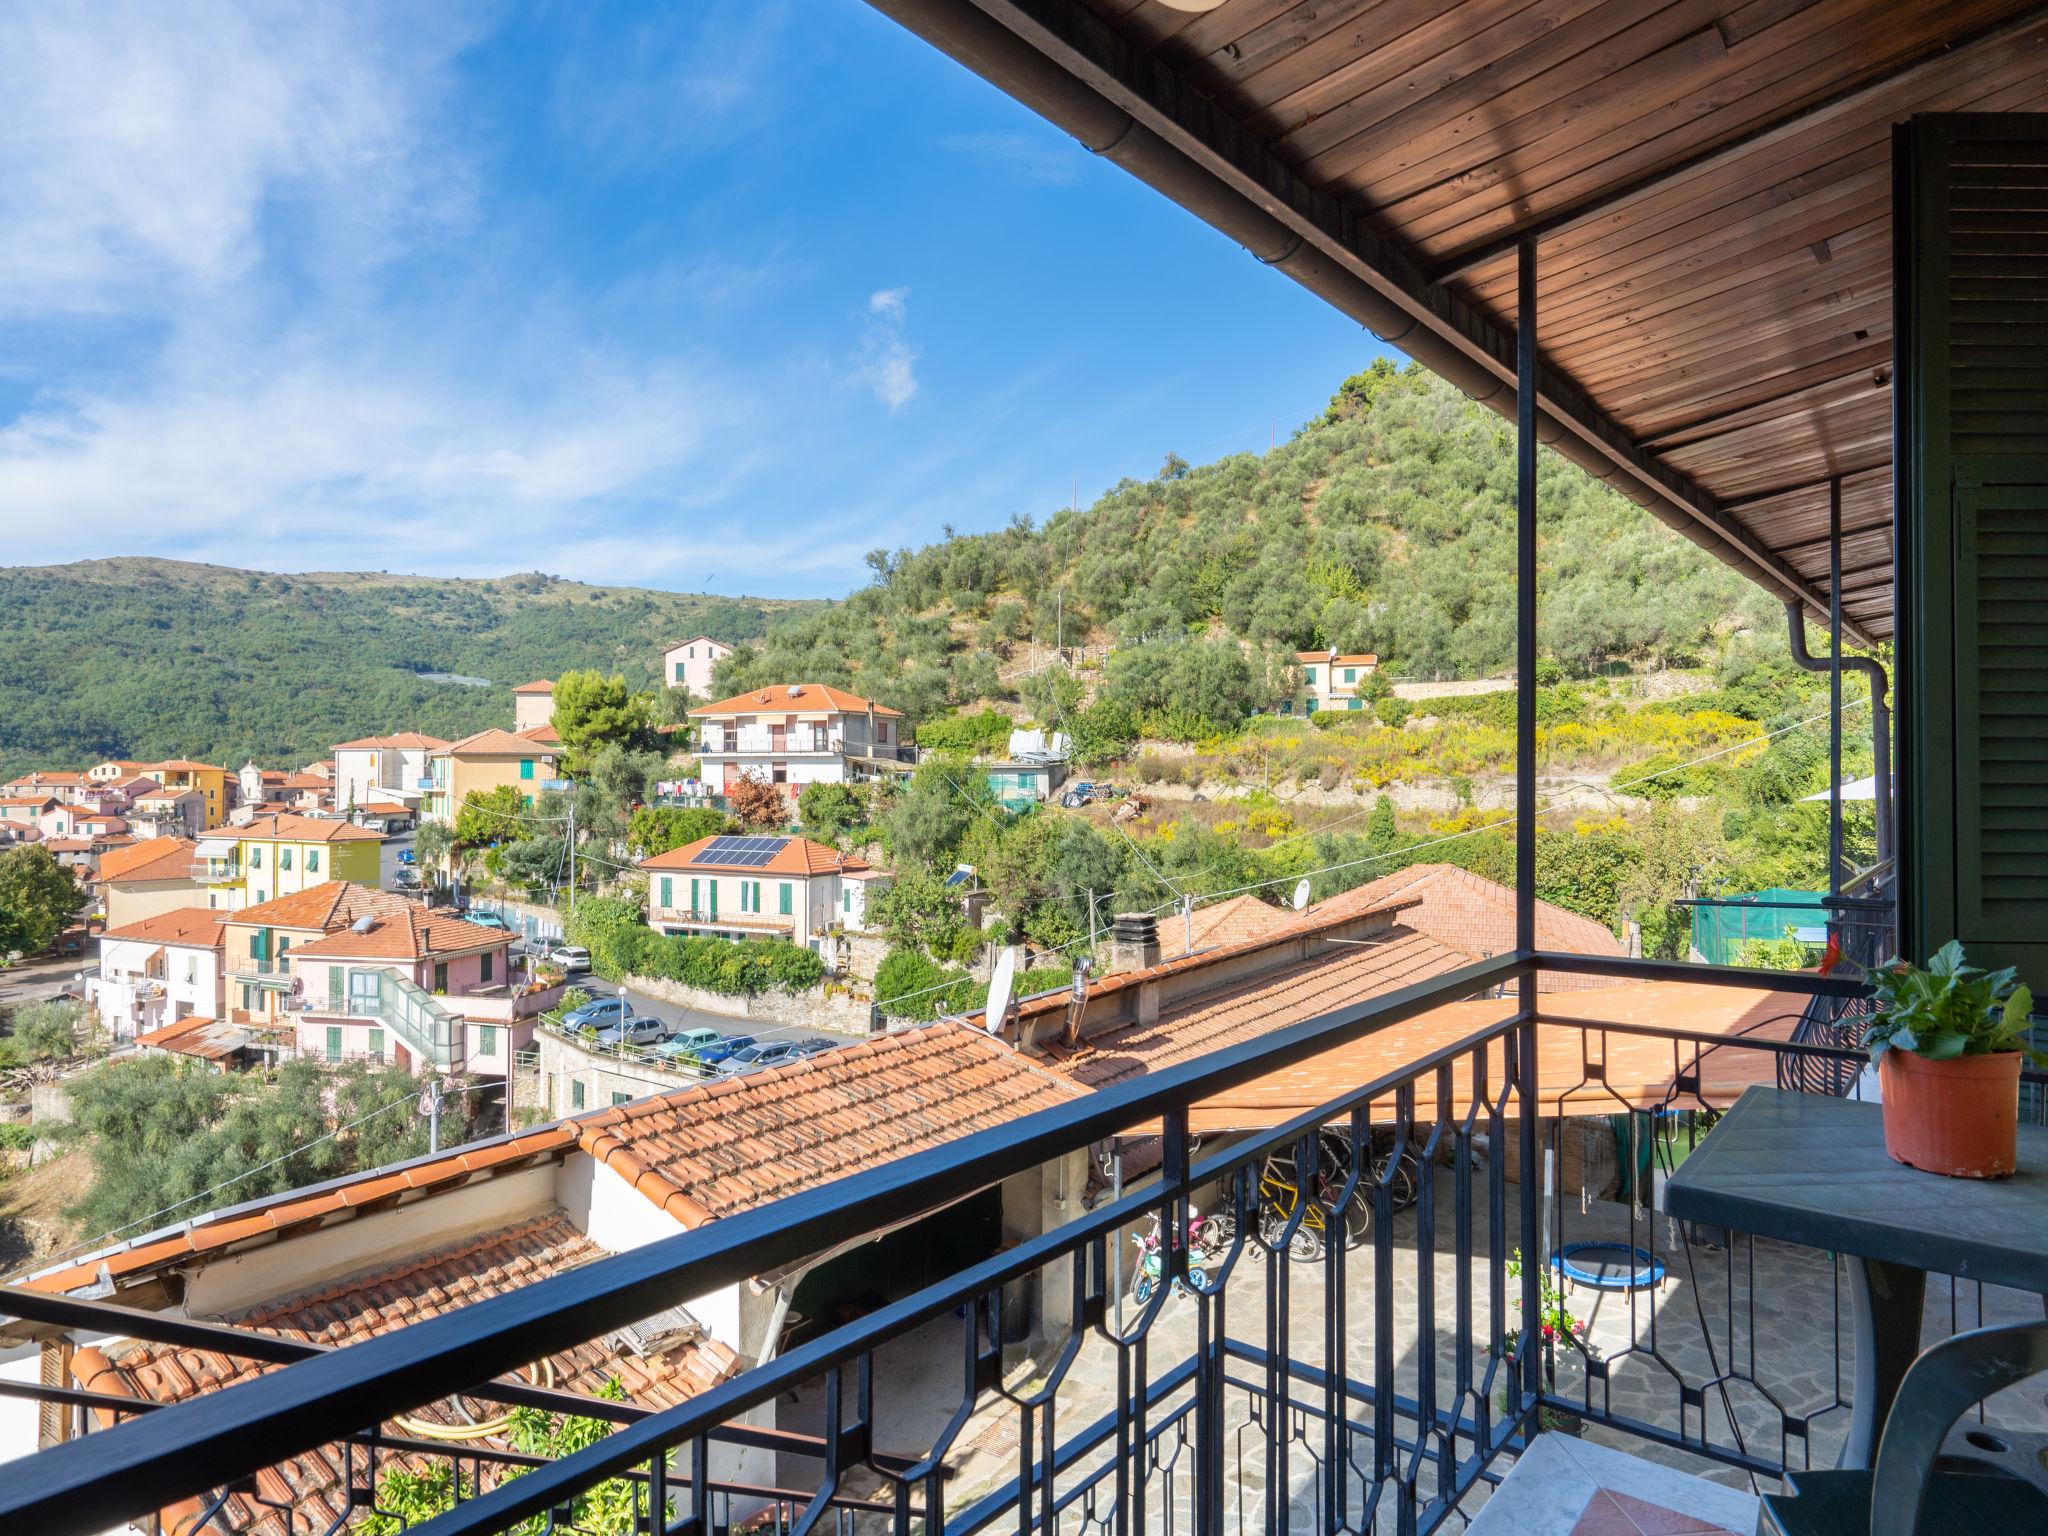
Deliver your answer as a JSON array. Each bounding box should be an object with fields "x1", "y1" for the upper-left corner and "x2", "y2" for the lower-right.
[{"x1": 623, "y1": 972, "x2": 873, "y2": 1034}]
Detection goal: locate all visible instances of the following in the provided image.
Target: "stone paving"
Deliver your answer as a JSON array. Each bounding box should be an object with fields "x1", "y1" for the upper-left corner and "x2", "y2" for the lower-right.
[{"x1": 780, "y1": 1168, "x2": 2048, "y2": 1534}]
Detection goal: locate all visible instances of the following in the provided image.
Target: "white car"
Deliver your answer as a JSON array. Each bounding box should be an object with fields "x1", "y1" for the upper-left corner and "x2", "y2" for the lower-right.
[{"x1": 549, "y1": 945, "x2": 591, "y2": 972}]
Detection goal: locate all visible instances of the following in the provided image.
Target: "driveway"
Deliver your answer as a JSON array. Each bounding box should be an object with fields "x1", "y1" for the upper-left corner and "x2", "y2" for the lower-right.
[{"x1": 0, "y1": 954, "x2": 90, "y2": 1019}]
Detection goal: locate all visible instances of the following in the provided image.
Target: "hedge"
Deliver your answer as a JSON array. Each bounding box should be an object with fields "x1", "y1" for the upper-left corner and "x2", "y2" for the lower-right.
[{"x1": 563, "y1": 899, "x2": 825, "y2": 997}]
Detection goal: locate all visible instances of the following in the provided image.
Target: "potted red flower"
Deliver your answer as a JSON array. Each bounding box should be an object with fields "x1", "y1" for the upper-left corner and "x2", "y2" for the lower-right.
[{"x1": 1866, "y1": 941, "x2": 2039, "y2": 1178}]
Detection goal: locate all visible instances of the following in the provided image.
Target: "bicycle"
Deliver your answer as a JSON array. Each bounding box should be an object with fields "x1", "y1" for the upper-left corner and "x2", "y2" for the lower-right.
[{"x1": 1208, "y1": 1129, "x2": 1423, "y2": 1262}]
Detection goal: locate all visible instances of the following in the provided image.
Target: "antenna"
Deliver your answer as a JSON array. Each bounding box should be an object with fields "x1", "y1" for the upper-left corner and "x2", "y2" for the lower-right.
[
  {"x1": 983, "y1": 948, "x2": 1018, "y2": 1037},
  {"x1": 1292, "y1": 877, "x2": 1312, "y2": 911}
]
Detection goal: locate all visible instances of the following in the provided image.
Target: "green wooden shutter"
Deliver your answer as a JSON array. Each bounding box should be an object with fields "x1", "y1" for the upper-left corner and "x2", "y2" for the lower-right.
[
  {"x1": 1897, "y1": 113, "x2": 2048, "y2": 977},
  {"x1": 328, "y1": 966, "x2": 343, "y2": 1007},
  {"x1": 660, "y1": 876, "x2": 672, "y2": 909},
  {"x1": 779, "y1": 881, "x2": 792, "y2": 916}
]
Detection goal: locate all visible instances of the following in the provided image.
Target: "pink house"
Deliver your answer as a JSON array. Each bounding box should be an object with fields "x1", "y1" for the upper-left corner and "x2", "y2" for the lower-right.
[{"x1": 280, "y1": 905, "x2": 563, "y2": 1078}]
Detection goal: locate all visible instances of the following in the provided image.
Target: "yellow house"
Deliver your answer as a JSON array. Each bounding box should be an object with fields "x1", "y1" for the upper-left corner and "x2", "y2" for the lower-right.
[
  {"x1": 423, "y1": 729, "x2": 561, "y2": 824},
  {"x1": 145, "y1": 760, "x2": 230, "y2": 828},
  {"x1": 193, "y1": 814, "x2": 385, "y2": 910}
]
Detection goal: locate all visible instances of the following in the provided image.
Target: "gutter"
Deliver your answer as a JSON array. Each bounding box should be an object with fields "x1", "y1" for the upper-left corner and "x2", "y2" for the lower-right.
[{"x1": 1783, "y1": 602, "x2": 1891, "y2": 867}]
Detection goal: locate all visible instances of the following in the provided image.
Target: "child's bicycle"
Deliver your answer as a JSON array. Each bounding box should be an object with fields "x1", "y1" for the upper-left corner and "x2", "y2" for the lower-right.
[{"x1": 1129, "y1": 1216, "x2": 1210, "y2": 1302}]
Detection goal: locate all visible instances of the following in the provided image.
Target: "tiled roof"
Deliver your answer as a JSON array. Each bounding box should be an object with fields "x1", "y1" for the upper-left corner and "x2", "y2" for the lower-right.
[
  {"x1": 131, "y1": 784, "x2": 197, "y2": 801},
  {"x1": 1168, "y1": 894, "x2": 1296, "y2": 957},
  {"x1": 511, "y1": 678, "x2": 555, "y2": 693},
  {"x1": 233, "y1": 813, "x2": 383, "y2": 843},
  {"x1": 1042, "y1": 928, "x2": 1479, "y2": 1091},
  {"x1": 149, "y1": 759, "x2": 224, "y2": 773},
  {"x1": 574, "y1": 1023, "x2": 1087, "y2": 1225},
  {"x1": 96, "y1": 836, "x2": 197, "y2": 884},
  {"x1": 640, "y1": 834, "x2": 867, "y2": 877},
  {"x1": 437, "y1": 727, "x2": 555, "y2": 756},
  {"x1": 292, "y1": 907, "x2": 509, "y2": 960},
  {"x1": 1295, "y1": 650, "x2": 1379, "y2": 664},
  {"x1": 691, "y1": 683, "x2": 903, "y2": 718},
  {"x1": 332, "y1": 732, "x2": 451, "y2": 751},
  {"x1": 5, "y1": 771, "x2": 84, "y2": 786},
  {"x1": 517, "y1": 722, "x2": 561, "y2": 744},
  {"x1": 224, "y1": 881, "x2": 413, "y2": 932},
  {"x1": 1312, "y1": 864, "x2": 1626, "y2": 992},
  {"x1": 101, "y1": 907, "x2": 228, "y2": 948},
  {"x1": 71, "y1": 1216, "x2": 739, "y2": 1536},
  {"x1": 664, "y1": 635, "x2": 729, "y2": 651},
  {"x1": 0, "y1": 796, "x2": 57, "y2": 809}
]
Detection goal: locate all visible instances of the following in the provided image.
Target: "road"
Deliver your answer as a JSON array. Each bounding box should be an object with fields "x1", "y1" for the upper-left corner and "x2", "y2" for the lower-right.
[
  {"x1": 565, "y1": 974, "x2": 867, "y2": 1047},
  {"x1": 0, "y1": 954, "x2": 91, "y2": 1019}
]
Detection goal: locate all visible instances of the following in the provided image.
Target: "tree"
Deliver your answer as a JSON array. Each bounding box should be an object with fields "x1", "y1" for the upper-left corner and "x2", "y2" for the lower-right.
[
  {"x1": 1365, "y1": 793, "x2": 1399, "y2": 846},
  {"x1": 551, "y1": 670, "x2": 657, "y2": 775},
  {"x1": 1019, "y1": 666, "x2": 1082, "y2": 728},
  {"x1": 869, "y1": 867, "x2": 970, "y2": 960},
  {"x1": 883, "y1": 755, "x2": 989, "y2": 872},
  {"x1": 724, "y1": 775, "x2": 787, "y2": 830},
  {"x1": 453, "y1": 785, "x2": 525, "y2": 851},
  {"x1": 797, "y1": 782, "x2": 864, "y2": 844},
  {"x1": 0, "y1": 845, "x2": 84, "y2": 956},
  {"x1": 412, "y1": 818, "x2": 454, "y2": 874},
  {"x1": 626, "y1": 805, "x2": 731, "y2": 857}
]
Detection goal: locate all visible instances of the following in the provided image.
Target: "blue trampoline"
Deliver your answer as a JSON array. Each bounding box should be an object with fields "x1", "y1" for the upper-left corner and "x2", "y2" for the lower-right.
[{"x1": 1551, "y1": 1241, "x2": 1665, "y2": 1291}]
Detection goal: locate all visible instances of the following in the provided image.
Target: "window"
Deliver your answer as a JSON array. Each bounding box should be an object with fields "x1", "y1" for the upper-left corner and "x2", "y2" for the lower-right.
[
  {"x1": 366, "y1": 1028, "x2": 384, "y2": 1064},
  {"x1": 1306, "y1": 699, "x2": 1319, "y2": 714},
  {"x1": 708, "y1": 880, "x2": 717, "y2": 916},
  {"x1": 519, "y1": 759, "x2": 534, "y2": 780},
  {"x1": 674, "y1": 661, "x2": 685, "y2": 682},
  {"x1": 571, "y1": 1081, "x2": 586, "y2": 1110},
  {"x1": 1279, "y1": 700, "x2": 1293, "y2": 715},
  {"x1": 1344, "y1": 667, "x2": 1356, "y2": 683},
  {"x1": 249, "y1": 846, "x2": 262, "y2": 868},
  {"x1": 328, "y1": 967, "x2": 343, "y2": 1007},
  {"x1": 479, "y1": 1024, "x2": 497, "y2": 1057},
  {"x1": 690, "y1": 877, "x2": 699, "y2": 914},
  {"x1": 779, "y1": 882, "x2": 792, "y2": 916},
  {"x1": 1303, "y1": 666, "x2": 1316, "y2": 684},
  {"x1": 611, "y1": 1091, "x2": 631, "y2": 1106},
  {"x1": 307, "y1": 849, "x2": 319, "y2": 872},
  {"x1": 280, "y1": 848, "x2": 292, "y2": 870},
  {"x1": 1348, "y1": 697, "x2": 1362, "y2": 711},
  {"x1": 771, "y1": 763, "x2": 787, "y2": 784},
  {"x1": 277, "y1": 935, "x2": 291, "y2": 956},
  {"x1": 480, "y1": 950, "x2": 494, "y2": 983},
  {"x1": 433, "y1": 961, "x2": 448, "y2": 993},
  {"x1": 325, "y1": 1026, "x2": 342, "y2": 1063},
  {"x1": 241, "y1": 984, "x2": 255, "y2": 1010},
  {"x1": 842, "y1": 888, "x2": 851, "y2": 911},
  {"x1": 660, "y1": 876, "x2": 673, "y2": 909}
]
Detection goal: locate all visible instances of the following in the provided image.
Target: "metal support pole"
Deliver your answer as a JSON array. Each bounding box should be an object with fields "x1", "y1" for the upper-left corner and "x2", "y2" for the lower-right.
[
  {"x1": 1515, "y1": 237, "x2": 1543, "y2": 1414},
  {"x1": 1829, "y1": 477, "x2": 1844, "y2": 898}
]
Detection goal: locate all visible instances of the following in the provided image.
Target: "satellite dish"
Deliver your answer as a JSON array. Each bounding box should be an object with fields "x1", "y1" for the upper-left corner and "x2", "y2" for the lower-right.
[
  {"x1": 983, "y1": 948, "x2": 1018, "y2": 1036},
  {"x1": 1292, "y1": 878, "x2": 1312, "y2": 911}
]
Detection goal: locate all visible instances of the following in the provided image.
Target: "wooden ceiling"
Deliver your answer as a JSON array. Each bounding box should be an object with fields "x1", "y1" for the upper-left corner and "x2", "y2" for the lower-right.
[{"x1": 881, "y1": 0, "x2": 2048, "y2": 640}]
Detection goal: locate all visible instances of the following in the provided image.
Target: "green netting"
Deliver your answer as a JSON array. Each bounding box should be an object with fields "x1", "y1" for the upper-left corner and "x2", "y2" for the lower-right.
[{"x1": 1689, "y1": 889, "x2": 1828, "y2": 966}]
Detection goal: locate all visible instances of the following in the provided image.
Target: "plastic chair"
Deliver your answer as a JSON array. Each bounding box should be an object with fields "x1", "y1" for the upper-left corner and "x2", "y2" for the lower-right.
[{"x1": 1761, "y1": 1320, "x2": 2048, "y2": 1534}]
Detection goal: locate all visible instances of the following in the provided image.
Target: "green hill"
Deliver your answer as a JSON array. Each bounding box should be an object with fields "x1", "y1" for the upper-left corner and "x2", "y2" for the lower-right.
[
  {"x1": 0, "y1": 560, "x2": 811, "y2": 776},
  {"x1": 718, "y1": 362, "x2": 1780, "y2": 727}
]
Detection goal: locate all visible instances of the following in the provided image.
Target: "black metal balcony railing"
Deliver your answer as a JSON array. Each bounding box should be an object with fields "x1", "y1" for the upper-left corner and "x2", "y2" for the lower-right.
[{"x1": 5, "y1": 953, "x2": 2043, "y2": 1536}]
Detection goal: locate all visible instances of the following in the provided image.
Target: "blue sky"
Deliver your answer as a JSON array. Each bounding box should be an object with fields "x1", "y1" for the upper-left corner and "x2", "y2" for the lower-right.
[{"x1": 0, "y1": 1, "x2": 1390, "y2": 599}]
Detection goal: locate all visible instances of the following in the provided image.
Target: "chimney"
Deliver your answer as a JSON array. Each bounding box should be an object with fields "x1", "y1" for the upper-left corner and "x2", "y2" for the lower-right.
[
  {"x1": 1107, "y1": 912, "x2": 1161, "y2": 975},
  {"x1": 1060, "y1": 955, "x2": 1094, "y2": 1049}
]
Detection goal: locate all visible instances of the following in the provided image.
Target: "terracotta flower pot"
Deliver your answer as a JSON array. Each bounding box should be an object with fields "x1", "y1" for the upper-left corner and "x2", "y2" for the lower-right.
[{"x1": 1878, "y1": 1048, "x2": 2022, "y2": 1178}]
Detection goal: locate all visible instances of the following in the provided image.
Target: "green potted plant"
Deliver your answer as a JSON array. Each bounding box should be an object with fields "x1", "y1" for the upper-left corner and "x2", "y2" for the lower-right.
[{"x1": 1866, "y1": 941, "x2": 2039, "y2": 1178}]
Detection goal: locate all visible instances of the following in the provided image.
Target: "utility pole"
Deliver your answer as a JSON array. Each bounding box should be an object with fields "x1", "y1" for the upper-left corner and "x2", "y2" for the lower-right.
[
  {"x1": 566, "y1": 799, "x2": 576, "y2": 915},
  {"x1": 422, "y1": 1077, "x2": 443, "y2": 1156},
  {"x1": 1087, "y1": 891, "x2": 1097, "y2": 951}
]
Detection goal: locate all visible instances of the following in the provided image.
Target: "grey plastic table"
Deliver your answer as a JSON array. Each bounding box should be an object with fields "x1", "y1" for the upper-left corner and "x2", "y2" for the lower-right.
[{"x1": 1664, "y1": 1084, "x2": 2048, "y2": 1467}]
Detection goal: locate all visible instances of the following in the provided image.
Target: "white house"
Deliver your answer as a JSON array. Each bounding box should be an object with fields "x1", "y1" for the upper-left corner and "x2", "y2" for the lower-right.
[
  {"x1": 86, "y1": 907, "x2": 227, "y2": 1043},
  {"x1": 662, "y1": 636, "x2": 731, "y2": 698},
  {"x1": 511, "y1": 680, "x2": 555, "y2": 734},
  {"x1": 639, "y1": 833, "x2": 888, "y2": 957},
  {"x1": 688, "y1": 683, "x2": 908, "y2": 795},
  {"x1": 331, "y1": 733, "x2": 449, "y2": 813}
]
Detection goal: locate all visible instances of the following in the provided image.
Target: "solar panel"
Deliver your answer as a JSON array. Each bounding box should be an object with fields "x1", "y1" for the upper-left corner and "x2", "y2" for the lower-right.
[{"x1": 694, "y1": 834, "x2": 787, "y2": 867}]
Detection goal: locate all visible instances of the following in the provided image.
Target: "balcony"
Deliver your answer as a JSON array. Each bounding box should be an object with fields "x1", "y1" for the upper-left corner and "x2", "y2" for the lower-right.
[
  {"x1": 225, "y1": 957, "x2": 291, "y2": 984},
  {"x1": 650, "y1": 906, "x2": 795, "y2": 934},
  {"x1": 699, "y1": 728, "x2": 841, "y2": 757},
  {"x1": 9, "y1": 952, "x2": 2043, "y2": 1536}
]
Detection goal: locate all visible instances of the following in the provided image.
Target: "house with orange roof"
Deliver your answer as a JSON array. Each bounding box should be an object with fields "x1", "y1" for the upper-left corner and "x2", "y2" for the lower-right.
[
  {"x1": 2, "y1": 770, "x2": 90, "y2": 804},
  {"x1": 330, "y1": 732, "x2": 449, "y2": 814},
  {"x1": 661, "y1": 636, "x2": 732, "y2": 697},
  {"x1": 689, "y1": 683, "x2": 908, "y2": 797},
  {"x1": 1287, "y1": 646, "x2": 1381, "y2": 715},
  {"x1": 95, "y1": 837, "x2": 205, "y2": 927},
  {"x1": 125, "y1": 781, "x2": 205, "y2": 837},
  {"x1": 423, "y1": 727, "x2": 561, "y2": 824},
  {"x1": 7, "y1": 1021, "x2": 1089, "y2": 1524},
  {"x1": 0, "y1": 794, "x2": 58, "y2": 834},
  {"x1": 191, "y1": 813, "x2": 384, "y2": 910},
  {"x1": 511, "y1": 677, "x2": 555, "y2": 732},
  {"x1": 640, "y1": 834, "x2": 889, "y2": 954},
  {"x1": 87, "y1": 906, "x2": 229, "y2": 1043},
  {"x1": 86, "y1": 759, "x2": 151, "y2": 783},
  {"x1": 139, "y1": 759, "x2": 229, "y2": 826}
]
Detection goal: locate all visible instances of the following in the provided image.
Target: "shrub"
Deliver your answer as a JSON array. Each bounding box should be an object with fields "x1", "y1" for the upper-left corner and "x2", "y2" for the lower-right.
[
  {"x1": 914, "y1": 708, "x2": 1013, "y2": 755},
  {"x1": 0, "y1": 1123, "x2": 37, "y2": 1151},
  {"x1": 622, "y1": 930, "x2": 825, "y2": 997}
]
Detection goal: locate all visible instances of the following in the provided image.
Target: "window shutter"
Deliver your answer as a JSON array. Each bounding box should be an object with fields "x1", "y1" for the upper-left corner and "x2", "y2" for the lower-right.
[
  {"x1": 780, "y1": 881, "x2": 792, "y2": 916},
  {"x1": 1897, "y1": 113, "x2": 2048, "y2": 977}
]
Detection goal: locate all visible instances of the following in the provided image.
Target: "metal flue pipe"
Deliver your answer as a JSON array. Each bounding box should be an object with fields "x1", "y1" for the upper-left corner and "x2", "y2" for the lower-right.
[{"x1": 1784, "y1": 601, "x2": 1892, "y2": 867}]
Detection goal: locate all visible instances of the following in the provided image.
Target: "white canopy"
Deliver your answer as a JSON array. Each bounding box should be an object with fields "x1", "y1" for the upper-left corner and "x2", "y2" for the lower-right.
[{"x1": 1800, "y1": 776, "x2": 1878, "y2": 803}]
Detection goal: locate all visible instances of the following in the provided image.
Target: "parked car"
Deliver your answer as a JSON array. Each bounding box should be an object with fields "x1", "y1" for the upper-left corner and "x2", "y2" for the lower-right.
[
  {"x1": 550, "y1": 945, "x2": 591, "y2": 972},
  {"x1": 592, "y1": 1015, "x2": 668, "y2": 1049},
  {"x1": 714, "y1": 1039, "x2": 807, "y2": 1077},
  {"x1": 687, "y1": 1033, "x2": 756, "y2": 1068},
  {"x1": 652, "y1": 1028, "x2": 723, "y2": 1065},
  {"x1": 559, "y1": 996, "x2": 630, "y2": 1033},
  {"x1": 464, "y1": 910, "x2": 510, "y2": 930},
  {"x1": 786, "y1": 1037, "x2": 843, "y2": 1060}
]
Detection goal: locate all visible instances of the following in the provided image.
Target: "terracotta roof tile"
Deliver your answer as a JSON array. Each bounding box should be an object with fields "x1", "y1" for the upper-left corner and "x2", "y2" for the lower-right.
[
  {"x1": 223, "y1": 881, "x2": 413, "y2": 932},
  {"x1": 691, "y1": 683, "x2": 902, "y2": 718},
  {"x1": 332, "y1": 732, "x2": 451, "y2": 751},
  {"x1": 1168, "y1": 894, "x2": 1296, "y2": 957},
  {"x1": 291, "y1": 908, "x2": 510, "y2": 960},
  {"x1": 79, "y1": 1216, "x2": 739, "y2": 1536},
  {"x1": 640, "y1": 834, "x2": 867, "y2": 877},
  {"x1": 233, "y1": 813, "x2": 382, "y2": 843},
  {"x1": 436, "y1": 727, "x2": 558, "y2": 756},
  {"x1": 1312, "y1": 864, "x2": 1625, "y2": 991},
  {"x1": 511, "y1": 679, "x2": 555, "y2": 694},
  {"x1": 101, "y1": 907, "x2": 228, "y2": 948},
  {"x1": 96, "y1": 836, "x2": 197, "y2": 884}
]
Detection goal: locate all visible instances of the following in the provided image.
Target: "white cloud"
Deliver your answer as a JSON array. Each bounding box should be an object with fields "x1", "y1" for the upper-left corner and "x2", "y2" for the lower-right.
[
  {"x1": 941, "y1": 130, "x2": 1081, "y2": 186},
  {"x1": 857, "y1": 287, "x2": 920, "y2": 413},
  {"x1": 0, "y1": 1, "x2": 476, "y2": 314}
]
